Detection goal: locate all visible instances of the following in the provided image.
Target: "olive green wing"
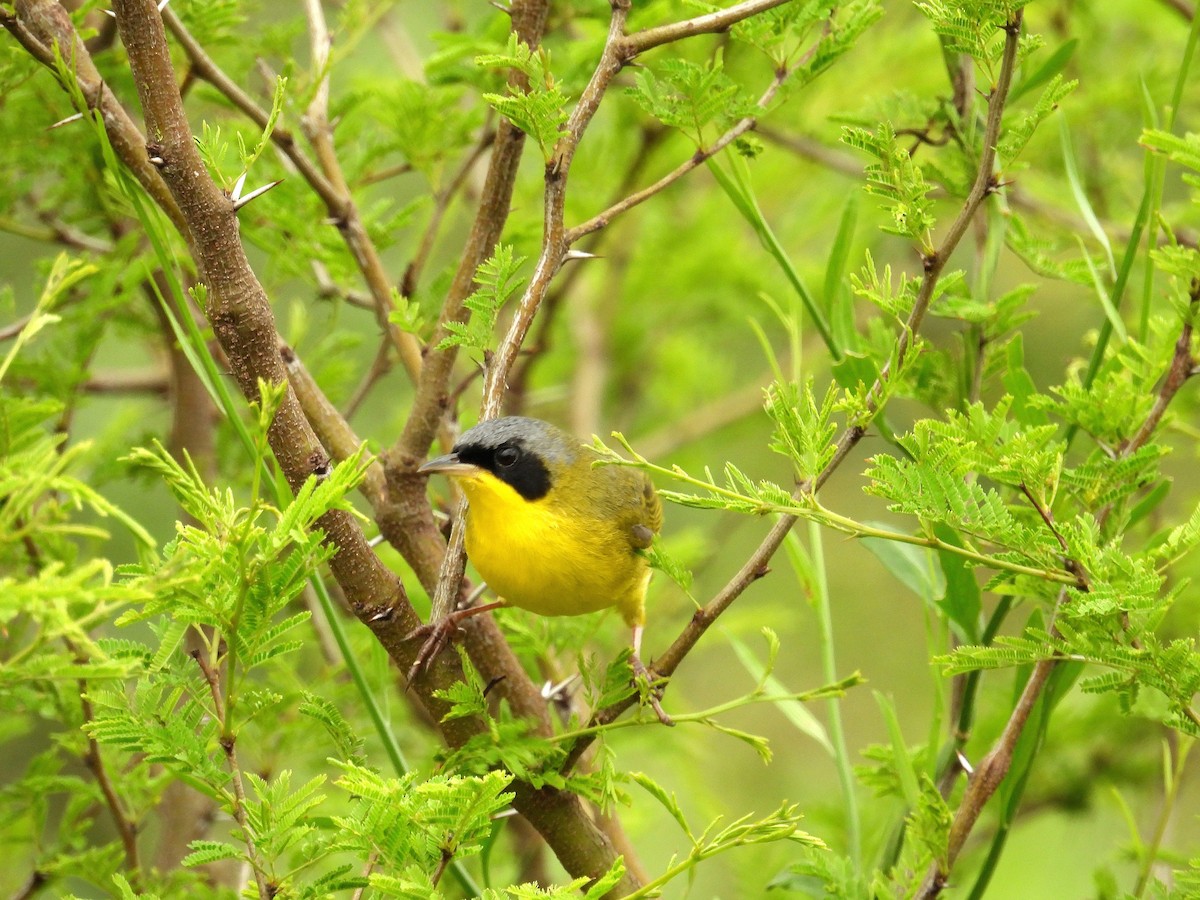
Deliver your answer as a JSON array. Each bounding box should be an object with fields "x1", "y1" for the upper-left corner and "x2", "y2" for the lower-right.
[{"x1": 629, "y1": 471, "x2": 661, "y2": 550}]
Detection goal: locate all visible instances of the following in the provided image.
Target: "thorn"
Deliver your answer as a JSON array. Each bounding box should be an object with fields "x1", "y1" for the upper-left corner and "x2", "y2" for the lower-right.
[
  {"x1": 563, "y1": 249, "x2": 602, "y2": 261},
  {"x1": 483, "y1": 675, "x2": 506, "y2": 697},
  {"x1": 148, "y1": 156, "x2": 165, "y2": 167},
  {"x1": 102, "y1": 8, "x2": 115, "y2": 17},
  {"x1": 367, "y1": 533, "x2": 386, "y2": 548},
  {"x1": 368, "y1": 607, "x2": 393, "y2": 622},
  {"x1": 492, "y1": 808, "x2": 518, "y2": 820},
  {"x1": 310, "y1": 451, "x2": 332, "y2": 480},
  {"x1": 488, "y1": 0, "x2": 512, "y2": 12},
  {"x1": 157, "y1": 0, "x2": 171, "y2": 9},
  {"x1": 540, "y1": 673, "x2": 580, "y2": 701},
  {"x1": 231, "y1": 170, "x2": 248, "y2": 201},
  {"x1": 957, "y1": 749, "x2": 974, "y2": 775},
  {"x1": 232, "y1": 178, "x2": 283, "y2": 210},
  {"x1": 455, "y1": 581, "x2": 488, "y2": 611},
  {"x1": 48, "y1": 113, "x2": 83, "y2": 131}
]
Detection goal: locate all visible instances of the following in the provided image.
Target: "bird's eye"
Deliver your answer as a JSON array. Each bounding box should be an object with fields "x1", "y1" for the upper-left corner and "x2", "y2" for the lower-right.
[{"x1": 495, "y1": 445, "x2": 520, "y2": 468}]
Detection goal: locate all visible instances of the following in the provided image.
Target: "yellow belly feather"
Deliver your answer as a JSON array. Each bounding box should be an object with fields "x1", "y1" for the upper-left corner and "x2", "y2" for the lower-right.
[{"x1": 459, "y1": 471, "x2": 648, "y2": 626}]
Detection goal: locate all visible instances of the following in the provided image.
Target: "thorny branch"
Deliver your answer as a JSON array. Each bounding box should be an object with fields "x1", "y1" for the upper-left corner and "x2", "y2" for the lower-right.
[
  {"x1": 87, "y1": 1, "x2": 647, "y2": 894},
  {"x1": 428, "y1": 0, "x2": 803, "y2": 625}
]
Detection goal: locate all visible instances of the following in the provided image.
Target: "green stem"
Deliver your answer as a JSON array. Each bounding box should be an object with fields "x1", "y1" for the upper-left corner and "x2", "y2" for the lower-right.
[
  {"x1": 556, "y1": 682, "x2": 855, "y2": 744},
  {"x1": 611, "y1": 446, "x2": 1082, "y2": 588},
  {"x1": 305, "y1": 576, "x2": 480, "y2": 898},
  {"x1": 1133, "y1": 737, "x2": 1194, "y2": 897},
  {"x1": 805, "y1": 524, "x2": 862, "y2": 870}
]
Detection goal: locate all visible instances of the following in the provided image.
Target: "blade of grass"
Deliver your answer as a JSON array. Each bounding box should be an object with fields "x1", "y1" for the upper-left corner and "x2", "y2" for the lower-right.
[
  {"x1": 1059, "y1": 117, "x2": 1115, "y2": 277},
  {"x1": 787, "y1": 528, "x2": 861, "y2": 869},
  {"x1": 708, "y1": 156, "x2": 840, "y2": 360}
]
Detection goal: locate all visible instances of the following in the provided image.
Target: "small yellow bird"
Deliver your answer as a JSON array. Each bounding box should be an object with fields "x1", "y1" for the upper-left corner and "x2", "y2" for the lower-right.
[{"x1": 418, "y1": 416, "x2": 671, "y2": 723}]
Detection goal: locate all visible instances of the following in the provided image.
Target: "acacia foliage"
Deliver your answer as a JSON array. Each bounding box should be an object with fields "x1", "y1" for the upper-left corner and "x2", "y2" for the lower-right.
[{"x1": 2, "y1": 1, "x2": 1200, "y2": 898}]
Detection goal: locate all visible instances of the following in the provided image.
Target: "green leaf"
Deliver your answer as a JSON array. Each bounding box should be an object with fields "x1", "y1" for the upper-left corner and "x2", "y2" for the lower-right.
[{"x1": 934, "y1": 524, "x2": 982, "y2": 643}]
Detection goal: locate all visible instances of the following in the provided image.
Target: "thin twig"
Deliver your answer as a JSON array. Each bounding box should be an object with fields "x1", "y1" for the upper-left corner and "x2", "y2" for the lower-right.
[
  {"x1": 390, "y1": 0, "x2": 551, "y2": 465},
  {"x1": 623, "y1": 0, "x2": 797, "y2": 55},
  {"x1": 342, "y1": 336, "x2": 394, "y2": 421},
  {"x1": 78, "y1": 674, "x2": 142, "y2": 881},
  {"x1": 0, "y1": 213, "x2": 114, "y2": 253},
  {"x1": 400, "y1": 127, "x2": 498, "y2": 301},
  {"x1": 1157, "y1": 0, "x2": 1196, "y2": 21},
  {"x1": 190, "y1": 649, "x2": 271, "y2": 899},
  {"x1": 421, "y1": 2, "x2": 641, "y2": 626},
  {"x1": 566, "y1": 72, "x2": 785, "y2": 244}
]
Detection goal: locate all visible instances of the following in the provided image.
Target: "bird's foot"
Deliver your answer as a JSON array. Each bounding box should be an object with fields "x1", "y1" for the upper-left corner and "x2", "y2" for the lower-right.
[
  {"x1": 630, "y1": 652, "x2": 674, "y2": 727},
  {"x1": 406, "y1": 600, "x2": 504, "y2": 685}
]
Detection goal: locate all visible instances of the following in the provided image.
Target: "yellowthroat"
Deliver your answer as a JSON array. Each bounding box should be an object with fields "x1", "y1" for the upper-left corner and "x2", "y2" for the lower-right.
[{"x1": 418, "y1": 416, "x2": 671, "y2": 723}]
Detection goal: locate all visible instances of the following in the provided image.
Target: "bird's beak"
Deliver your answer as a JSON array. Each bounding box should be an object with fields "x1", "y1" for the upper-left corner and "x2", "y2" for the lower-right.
[{"x1": 417, "y1": 452, "x2": 480, "y2": 478}]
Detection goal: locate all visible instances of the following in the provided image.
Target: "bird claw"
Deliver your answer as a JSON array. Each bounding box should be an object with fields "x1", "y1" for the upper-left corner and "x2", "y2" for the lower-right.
[
  {"x1": 405, "y1": 617, "x2": 460, "y2": 685},
  {"x1": 405, "y1": 599, "x2": 505, "y2": 685},
  {"x1": 630, "y1": 653, "x2": 674, "y2": 726}
]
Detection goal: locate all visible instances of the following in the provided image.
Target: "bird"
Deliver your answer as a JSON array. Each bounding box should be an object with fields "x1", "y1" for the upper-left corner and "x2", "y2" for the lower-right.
[{"x1": 416, "y1": 416, "x2": 672, "y2": 724}]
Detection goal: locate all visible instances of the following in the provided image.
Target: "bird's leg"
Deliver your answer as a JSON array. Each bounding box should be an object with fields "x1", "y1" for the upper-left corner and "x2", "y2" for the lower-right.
[
  {"x1": 630, "y1": 624, "x2": 674, "y2": 726},
  {"x1": 406, "y1": 590, "x2": 505, "y2": 684}
]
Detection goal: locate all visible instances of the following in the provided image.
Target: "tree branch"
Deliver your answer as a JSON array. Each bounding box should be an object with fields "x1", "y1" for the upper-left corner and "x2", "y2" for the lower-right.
[
  {"x1": 916, "y1": 240, "x2": 1200, "y2": 900},
  {"x1": 8, "y1": 0, "x2": 187, "y2": 236},
  {"x1": 103, "y1": 4, "x2": 639, "y2": 892},
  {"x1": 622, "y1": 0, "x2": 797, "y2": 55}
]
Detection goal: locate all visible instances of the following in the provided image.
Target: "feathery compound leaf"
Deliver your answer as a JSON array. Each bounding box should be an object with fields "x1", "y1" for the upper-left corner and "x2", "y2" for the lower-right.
[
  {"x1": 850, "y1": 250, "x2": 921, "y2": 321},
  {"x1": 477, "y1": 35, "x2": 569, "y2": 161},
  {"x1": 437, "y1": 244, "x2": 527, "y2": 354},
  {"x1": 997, "y1": 74, "x2": 1076, "y2": 163},
  {"x1": 915, "y1": 0, "x2": 1028, "y2": 72},
  {"x1": 730, "y1": 0, "x2": 839, "y2": 64},
  {"x1": 299, "y1": 693, "x2": 366, "y2": 765},
  {"x1": 766, "y1": 379, "x2": 839, "y2": 480},
  {"x1": 865, "y1": 453, "x2": 1045, "y2": 558},
  {"x1": 333, "y1": 764, "x2": 513, "y2": 872},
  {"x1": 627, "y1": 52, "x2": 757, "y2": 147},
  {"x1": 841, "y1": 124, "x2": 936, "y2": 246},
  {"x1": 181, "y1": 839, "x2": 242, "y2": 868}
]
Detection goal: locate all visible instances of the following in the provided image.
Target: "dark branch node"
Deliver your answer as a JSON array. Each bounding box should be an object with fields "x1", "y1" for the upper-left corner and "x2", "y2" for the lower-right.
[
  {"x1": 309, "y1": 451, "x2": 332, "y2": 479},
  {"x1": 146, "y1": 141, "x2": 166, "y2": 168}
]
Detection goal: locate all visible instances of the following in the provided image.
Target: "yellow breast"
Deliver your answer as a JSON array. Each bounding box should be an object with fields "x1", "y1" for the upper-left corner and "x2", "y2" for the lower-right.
[{"x1": 457, "y1": 470, "x2": 649, "y2": 626}]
